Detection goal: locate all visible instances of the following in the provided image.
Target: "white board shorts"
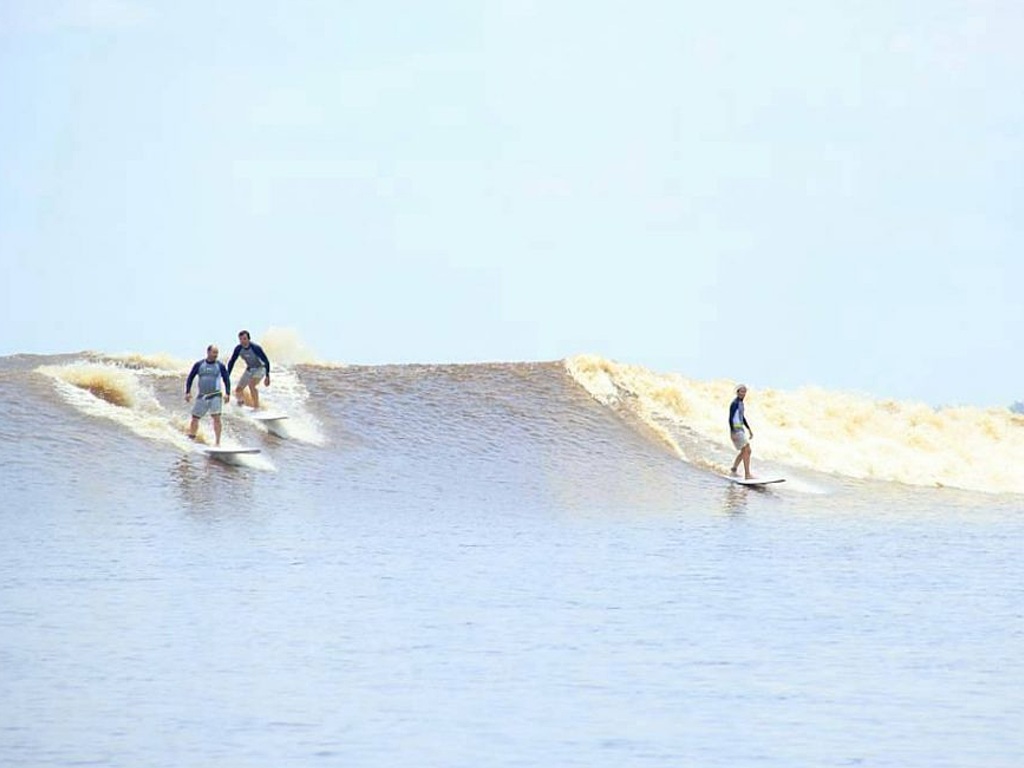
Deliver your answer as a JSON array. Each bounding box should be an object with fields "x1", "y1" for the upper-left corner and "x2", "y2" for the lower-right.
[
  {"x1": 237, "y1": 366, "x2": 266, "y2": 388},
  {"x1": 730, "y1": 429, "x2": 749, "y2": 450},
  {"x1": 192, "y1": 392, "x2": 224, "y2": 418}
]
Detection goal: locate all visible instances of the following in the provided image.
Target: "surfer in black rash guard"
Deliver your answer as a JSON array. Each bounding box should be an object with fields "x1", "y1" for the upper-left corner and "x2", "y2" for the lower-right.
[
  {"x1": 729, "y1": 384, "x2": 754, "y2": 479},
  {"x1": 227, "y1": 330, "x2": 271, "y2": 409}
]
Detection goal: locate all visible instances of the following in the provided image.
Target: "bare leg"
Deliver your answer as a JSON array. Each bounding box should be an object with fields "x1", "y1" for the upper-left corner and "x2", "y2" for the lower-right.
[
  {"x1": 188, "y1": 416, "x2": 199, "y2": 439},
  {"x1": 248, "y1": 383, "x2": 260, "y2": 409},
  {"x1": 731, "y1": 444, "x2": 746, "y2": 473},
  {"x1": 741, "y1": 444, "x2": 752, "y2": 479},
  {"x1": 212, "y1": 414, "x2": 222, "y2": 446}
]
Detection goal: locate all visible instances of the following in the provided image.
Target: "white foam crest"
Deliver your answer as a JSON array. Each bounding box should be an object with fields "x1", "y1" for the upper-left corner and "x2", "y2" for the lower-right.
[
  {"x1": 237, "y1": 364, "x2": 326, "y2": 446},
  {"x1": 94, "y1": 351, "x2": 191, "y2": 376},
  {"x1": 38, "y1": 360, "x2": 274, "y2": 460},
  {"x1": 260, "y1": 327, "x2": 323, "y2": 366},
  {"x1": 39, "y1": 363, "x2": 196, "y2": 451},
  {"x1": 565, "y1": 354, "x2": 688, "y2": 461},
  {"x1": 256, "y1": 326, "x2": 351, "y2": 369},
  {"x1": 566, "y1": 354, "x2": 1024, "y2": 495}
]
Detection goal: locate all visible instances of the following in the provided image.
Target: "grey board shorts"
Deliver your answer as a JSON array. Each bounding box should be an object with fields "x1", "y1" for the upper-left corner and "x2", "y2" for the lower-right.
[
  {"x1": 237, "y1": 366, "x2": 266, "y2": 389},
  {"x1": 191, "y1": 392, "x2": 224, "y2": 418},
  {"x1": 730, "y1": 429, "x2": 749, "y2": 450}
]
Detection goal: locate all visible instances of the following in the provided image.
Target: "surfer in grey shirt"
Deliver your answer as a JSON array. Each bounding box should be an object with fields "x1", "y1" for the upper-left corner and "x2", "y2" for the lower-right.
[
  {"x1": 227, "y1": 330, "x2": 271, "y2": 409},
  {"x1": 185, "y1": 345, "x2": 231, "y2": 445}
]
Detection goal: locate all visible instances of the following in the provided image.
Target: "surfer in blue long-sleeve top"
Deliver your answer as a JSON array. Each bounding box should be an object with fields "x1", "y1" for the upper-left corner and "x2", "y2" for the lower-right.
[
  {"x1": 729, "y1": 384, "x2": 754, "y2": 479},
  {"x1": 227, "y1": 330, "x2": 272, "y2": 409},
  {"x1": 185, "y1": 345, "x2": 231, "y2": 445}
]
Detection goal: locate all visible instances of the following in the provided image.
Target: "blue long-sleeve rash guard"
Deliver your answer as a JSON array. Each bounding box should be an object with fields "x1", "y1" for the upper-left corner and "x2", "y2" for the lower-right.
[
  {"x1": 227, "y1": 342, "x2": 271, "y2": 376},
  {"x1": 729, "y1": 397, "x2": 750, "y2": 432},
  {"x1": 186, "y1": 360, "x2": 231, "y2": 397}
]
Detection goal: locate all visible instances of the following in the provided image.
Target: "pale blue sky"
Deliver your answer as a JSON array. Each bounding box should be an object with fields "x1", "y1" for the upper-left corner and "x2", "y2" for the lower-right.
[{"x1": 2, "y1": 0, "x2": 1021, "y2": 406}]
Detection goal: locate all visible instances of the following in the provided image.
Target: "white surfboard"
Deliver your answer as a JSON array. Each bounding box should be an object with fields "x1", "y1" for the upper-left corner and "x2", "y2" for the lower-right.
[
  {"x1": 249, "y1": 412, "x2": 288, "y2": 423},
  {"x1": 727, "y1": 475, "x2": 785, "y2": 486},
  {"x1": 249, "y1": 411, "x2": 289, "y2": 437},
  {"x1": 203, "y1": 446, "x2": 261, "y2": 460}
]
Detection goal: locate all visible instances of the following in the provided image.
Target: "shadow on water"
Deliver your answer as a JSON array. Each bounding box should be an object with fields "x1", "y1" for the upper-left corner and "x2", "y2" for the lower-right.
[
  {"x1": 721, "y1": 484, "x2": 749, "y2": 516},
  {"x1": 169, "y1": 455, "x2": 257, "y2": 518},
  {"x1": 720, "y1": 481, "x2": 788, "y2": 517}
]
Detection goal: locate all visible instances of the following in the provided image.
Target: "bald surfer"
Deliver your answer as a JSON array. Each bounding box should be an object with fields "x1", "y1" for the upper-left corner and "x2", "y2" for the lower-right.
[{"x1": 185, "y1": 345, "x2": 231, "y2": 445}]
